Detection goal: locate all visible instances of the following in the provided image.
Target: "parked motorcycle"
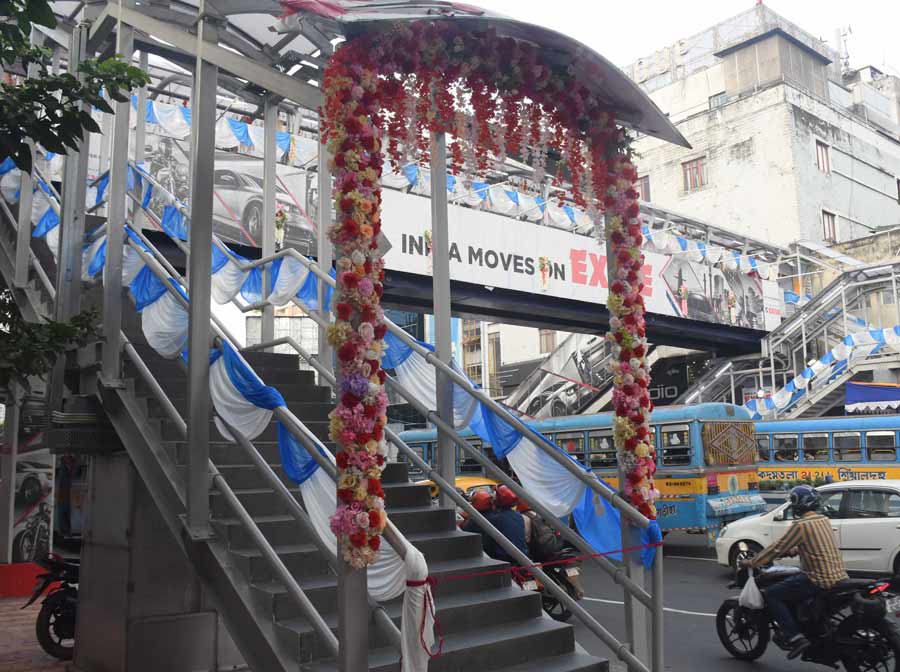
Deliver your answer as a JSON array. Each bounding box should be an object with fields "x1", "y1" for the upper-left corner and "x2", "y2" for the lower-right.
[
  {"x1": 22, "y1": 554, "x2": 79, "y2": 660},
  {"x1": 717, "y1": 562, "x2": 900, "y2": 671},
  {"x1": 516, "y1": 545, "x2": 585, "y2": 622},
  {"x1": 13, "y1": 501, "x2": 51, "y2": 563}
]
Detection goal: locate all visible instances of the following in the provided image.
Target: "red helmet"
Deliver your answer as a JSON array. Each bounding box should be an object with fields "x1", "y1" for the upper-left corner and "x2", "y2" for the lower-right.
[
  {"x1": 495, "y1": 485, "x2": 518, "y2": 509},
  {"x1": 517, "y1": 499, "x2": 531, "y2": 513},
  {"x1": 471, "y1": 489, "x2": 494, "y2": 512}
]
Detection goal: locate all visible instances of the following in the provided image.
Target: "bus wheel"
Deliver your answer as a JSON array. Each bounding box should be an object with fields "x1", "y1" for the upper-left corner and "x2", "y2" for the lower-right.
[{"x1": 729, "y1": 541, "x2": 762, "y2": 574}]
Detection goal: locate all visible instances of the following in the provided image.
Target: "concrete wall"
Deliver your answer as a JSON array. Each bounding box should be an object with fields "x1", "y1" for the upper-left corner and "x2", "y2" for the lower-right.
[
  {"x1": 633, "y1": 85, "x2": 800, "y2": 246},
  {"x1": 785, "y1": 86, "x2": 900, "y2": 242}
]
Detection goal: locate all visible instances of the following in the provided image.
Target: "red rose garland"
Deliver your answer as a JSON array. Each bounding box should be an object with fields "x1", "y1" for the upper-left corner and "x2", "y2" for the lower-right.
[{"x1": 319, "y1": 21, "x2": 658, "y2": 567}]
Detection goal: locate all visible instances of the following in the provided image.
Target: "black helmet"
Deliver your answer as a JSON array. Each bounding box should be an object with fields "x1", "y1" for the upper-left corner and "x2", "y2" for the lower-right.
[{"x1": 790, "y1": 485, "x2": 821, "y2": 515}]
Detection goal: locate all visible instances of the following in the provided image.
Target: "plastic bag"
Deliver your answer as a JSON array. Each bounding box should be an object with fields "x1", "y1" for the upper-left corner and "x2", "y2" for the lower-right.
[{"x1": 739, "y1": 570, "x2": 765, "y2": 610}]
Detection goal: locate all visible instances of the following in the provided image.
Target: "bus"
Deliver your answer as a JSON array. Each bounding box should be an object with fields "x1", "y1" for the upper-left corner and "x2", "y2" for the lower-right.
[
  {"x1": 399, "y1": 403, "x2": 765, "y2": 544},
  {"x1": 755, "y1": 415, "x2": 900, "y2": 485}
]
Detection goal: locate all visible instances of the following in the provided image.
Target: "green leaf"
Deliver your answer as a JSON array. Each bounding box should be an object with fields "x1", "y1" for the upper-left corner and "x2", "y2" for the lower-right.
[{"x1": 25, "y1": 0, "x2": 56, "y2": 28}]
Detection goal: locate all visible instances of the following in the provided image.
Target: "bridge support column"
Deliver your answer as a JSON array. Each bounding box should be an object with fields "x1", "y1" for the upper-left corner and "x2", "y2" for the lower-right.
[
  {"x1": 184, "y1": 4, "x2": 219, "y2": 539},
  {"x1": 430, "y1": 132, "x2": 455, "y2": 509},
  {"x1": 260, "y1": 95, "x2": 277, "y2": 351}
]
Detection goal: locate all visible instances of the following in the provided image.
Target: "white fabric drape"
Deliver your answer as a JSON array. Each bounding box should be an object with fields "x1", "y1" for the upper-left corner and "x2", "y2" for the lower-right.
[
  {"x1": 517, "y1": 194, "x2": 542, "y2": 222},
  {"x1": 506, "y1": 438, "x2": 587, "y2": 516},
  {"x1": 546, "y1": 204, "x2": 571, "y2": 229},
  {"x1": 210, "y1": 354, "x2": 275, "y2": 441},
  {"x1": 401, "y1": 545, "x2": 436, "y2": 672},
  {"x1": 211, "y1": 258, "x2": 249, "y2": 305},
  {"x1": 81, "y1": 237, "x2": 105, "y2": 281},
  {"x1": 269, "y1": 257, "x2": 310, "y2": 307},
  {"x1": 122, "y1": 246, "x2": 146, "y2": 286},
  {"x1": 154, "y1": 104, "x2": 191, "y2": 139},
  {"x1": 394, "y1": 350, "x2": 479, "y2": 429},
  {"x1": 142, "y1": 292, "x2": 189, "y2": 358},
  {"x1": 215, "y1": 117, "x2": 242, "y2": 149},
  {"x1": 298, "y1": 456, "x2": 434, "y2": 670},
  {"x1": 487, "y1": 185, "x2": 516, "y2": 216},
  {"x1": 44, "y1": 221, "x2": 59, "y2": 259}
]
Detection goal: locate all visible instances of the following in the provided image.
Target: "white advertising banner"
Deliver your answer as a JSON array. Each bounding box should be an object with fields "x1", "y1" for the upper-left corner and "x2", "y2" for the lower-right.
[{"x1": 381, "y1": 189, "x2": 783, "y2": 331}]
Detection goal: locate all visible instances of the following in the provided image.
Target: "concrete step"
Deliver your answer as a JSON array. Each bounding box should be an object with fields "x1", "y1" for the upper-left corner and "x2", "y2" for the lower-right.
[
  {"x1": 211, "y1": 463, "x2": 292, "y2": 490},
  {"x1": 383, "y1": 505, "x2": 456, "y2": 535},
  {"x1": 230, "y1": 542, "x2": 333, "y2": 584},
  {"x1": 382, "y1": 482, "x2": 432, "y2": 508},
  {"x1": 213, "y1": 514, "x2": 310, "y2": 549},
  {"x1": 493, "y1": 651, "x2": 609, "y2": 672},
  {"x1": 252, "y1": 555, "x2": 512, "y2": 622},
  {"x1": 211, "y1": 487, "x2": 304, "y2": 518},
  {"x1": 304, "y1": 618, "x2": 578, "y2": 672},
  {"x1": 381, "y1": 461, "x2": 409, "y2": 485},
  {"x1": 125, "y1": 354, "x2": 318, "y2": 388},
  {"x1": 166, "y1": 440, "x2": 282, "y2": 465}
]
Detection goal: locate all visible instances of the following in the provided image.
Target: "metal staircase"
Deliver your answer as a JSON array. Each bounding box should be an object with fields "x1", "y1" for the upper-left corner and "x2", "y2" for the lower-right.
[
  {"x1": 0, "y1": 180, "x2": 612, "y2": 670},
  {"x1": 677, "y1": 261, "x2": 900, "y2": 418}
]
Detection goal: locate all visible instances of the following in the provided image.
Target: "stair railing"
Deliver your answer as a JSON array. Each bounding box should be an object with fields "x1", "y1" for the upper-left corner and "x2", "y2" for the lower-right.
[
  {"x1": 124, "y1": 161, "x2": 661, "y2": 669},
  {"x1": 121, "y1": 234, "x2": 407, "y2": 652},
  {"x1": 0, "y1": 193, "x2": 57, "y2": 305},
  {"x1": 119, "y1": 333, "x2": 339, "y2": 656},
  {"x1": 245, "y1": 331, "x2": 662, "y2": 672}
]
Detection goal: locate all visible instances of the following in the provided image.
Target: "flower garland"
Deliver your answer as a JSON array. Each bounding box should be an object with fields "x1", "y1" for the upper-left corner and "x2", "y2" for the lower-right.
[
  {"x1": 319, "y1": 20, "x2": 658, "y2": 566},
  {"x1": 605, "y1": 156, "x2": 659, "y2": 520}
]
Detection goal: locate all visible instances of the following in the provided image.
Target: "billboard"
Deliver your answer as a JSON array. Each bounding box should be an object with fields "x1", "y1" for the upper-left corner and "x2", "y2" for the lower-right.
[{"x1": 380, "y1": 189, "x2": 782, "y2": 331}]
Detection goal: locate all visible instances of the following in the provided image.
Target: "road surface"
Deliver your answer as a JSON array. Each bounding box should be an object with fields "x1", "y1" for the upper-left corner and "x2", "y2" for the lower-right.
[{"x1": 572, "y1": 532, "x2": 809, "y2": 672}]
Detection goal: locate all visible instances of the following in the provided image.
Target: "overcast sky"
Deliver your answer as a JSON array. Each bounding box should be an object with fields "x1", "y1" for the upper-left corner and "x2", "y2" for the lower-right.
[{"x1": 473, "y1": 0, "x2": 900, "y2": 76}]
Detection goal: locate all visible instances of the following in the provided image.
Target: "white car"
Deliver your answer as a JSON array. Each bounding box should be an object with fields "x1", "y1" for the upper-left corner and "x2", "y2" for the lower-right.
[{"x1": 716, "y1": 480, "x2": 900, "y2": 575}]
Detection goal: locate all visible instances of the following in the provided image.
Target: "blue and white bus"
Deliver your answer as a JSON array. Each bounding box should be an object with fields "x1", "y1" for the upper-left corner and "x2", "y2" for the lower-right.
[
  {"x1": 756, "y1": 415, "x2": 900, "y2": 484},
  {"x1": 399, "y1": 403, "x2": 766, "y2": 543}
]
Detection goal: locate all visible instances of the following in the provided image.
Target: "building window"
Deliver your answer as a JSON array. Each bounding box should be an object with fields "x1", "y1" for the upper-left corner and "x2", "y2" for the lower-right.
[
  {"x1": 681, "y1": 157, "x2": 707, "y2": 192},
  {"x1": 487, "y1": 332, "x2": 501, "y2": 397},
  {"x1": 636, "y1": 175, "x2": 651, "y2": 202},
  {"x1": 539, "y1": 329, "x2": 556, "y2": 354},
  {"x1": 815, "y1": 140, "x2": 831, "y2": 174},
  {"x1": 822, "y1": 210, "x2": 837, "y2": 243},
  {"x1": 708, "y1": 91, "x2": 727, "y2": 110},
  {"x1": 465, "y1": 363, "x2": 483, "y2": 386}
]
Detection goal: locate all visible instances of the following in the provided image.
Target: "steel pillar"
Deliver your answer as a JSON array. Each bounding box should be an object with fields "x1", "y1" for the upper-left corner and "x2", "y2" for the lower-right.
[
  {"x1": 337, "y1": 560, "x2": 368, "y2": 670},
  {"x1": 316, "y1": 125, "x2": 333, "y2": 378},
  {"x1": 184, "y1": 6, "x2": 219, "y2": 538},
  {"x1": 14, "y1": 32, "x2": 42, "y2": 288},
  {"x1": 0, "y1": 400, "x2": 19, "y2": 563},
  {"x1": 133, "y1": 50, "x2": 149, "y2": 230},
  {"x1": 430, "y1": 133, "x2": 455, "y2": 509},
  {"x1": 101, "y1": 8, "x2": 135, "y2": 384},
  {"x1": 261, "y1": 95, "x2": 277, "y2": 350}
]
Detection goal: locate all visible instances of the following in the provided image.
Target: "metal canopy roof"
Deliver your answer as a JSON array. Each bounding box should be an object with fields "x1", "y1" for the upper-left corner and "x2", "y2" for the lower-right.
[{"x1": 279, "y1": 0, "x2": 691, "y2": 148}]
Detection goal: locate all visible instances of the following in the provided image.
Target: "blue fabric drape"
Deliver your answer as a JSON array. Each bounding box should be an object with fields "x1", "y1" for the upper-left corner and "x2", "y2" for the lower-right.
[
  {"x1": 277, "y1": 421, "x2": 327, "y2": 484},
  {"x1": 33, "y1": 208, "x2": 59, "y2": 237},
  {"x1": 381, "y1": 331, "x2": 421, "y2": 369},
  {"x1": 402, "y1": 164, "x2": 418, "y2": 187},
  {"x1": 86, "y1": 239, "x2": 107, "y2": 278},
  {"x1": 296, "y1": 268, "x2": 335, "y2": 311},
  {"x1": 276, "y1": 131, "x2": 291, "y2": 154},
  {"x1": 180, "y1": 106, "x2": 191, "y2": 125},
  {"x1": 94, "y1": 173, "x2": 110, "y2": 205},
  {"x1": 572, "y1": 486, "x2": 622, "y2": 561},
  {"x1": 504, "y1": 190, "x2": 519, "y2": 204},
  {"x1": 129, "y1": 265, "x2": 169, "y2": 311},
  {"x1": 227, "y1": 118, "x2": 252, "y2": 146},
  {"x1": 142, "y1": 183, "x2": 154, "y2": 210},
  {"x1": 0, "y1": 156, "x2": 16, "y2": 176},
  {"x1": 219, "y1": 343, "x2": 285, "y2": 409},
  {"x1": 471, "y1": 182, "x2": 489, "y2": 200},
  {"x1": 161, "y1": 205, "x2": 188, "y2": 241}
]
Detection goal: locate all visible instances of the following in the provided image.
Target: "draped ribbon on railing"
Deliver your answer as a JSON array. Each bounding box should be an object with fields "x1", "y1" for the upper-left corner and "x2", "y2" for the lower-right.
[
  {"x1": 382, "y1": 331, "x2": 661, "y2": 568},
  {"x1": 746, "y1": 325, "x2": 900, "y2": 418}
]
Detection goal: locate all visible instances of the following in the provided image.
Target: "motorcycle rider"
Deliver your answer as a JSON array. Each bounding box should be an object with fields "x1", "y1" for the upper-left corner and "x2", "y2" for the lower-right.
[
  {"x1": 742, "y1": 484, "x2": 849, "y2": 659},
  {"x1": 462, "y1": 487, "x2": 530, "y2": 563}
]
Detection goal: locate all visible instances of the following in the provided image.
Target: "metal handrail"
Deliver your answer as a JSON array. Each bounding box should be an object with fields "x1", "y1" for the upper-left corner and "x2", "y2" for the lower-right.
[
  {"x1": 247, "y1": 334, "x2": 655, "y2": 608},
  {"x1": 120, "y1": 337, "x2": 339, "y2": 656},
  {"x1": 121, "y1": 232, "x2": 411, "y2": 651},
  {"x1": 0, "y1": 195, "x2": 57, "y2": 301}
]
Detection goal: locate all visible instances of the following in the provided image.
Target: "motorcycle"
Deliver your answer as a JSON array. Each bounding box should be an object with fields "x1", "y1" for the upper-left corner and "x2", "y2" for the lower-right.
[
  {"x1": 22, "y1": 554, "x2": 79, "y2": 660},
  {"x1": 515, "y1": 545, "x2": 585, "y2": 622},
  {"x1": 13, "y1": 501, "x2": 51, "y2": 563},
  {"x1": 717, "y1": 561, "x2": 900, "y2": 671}
]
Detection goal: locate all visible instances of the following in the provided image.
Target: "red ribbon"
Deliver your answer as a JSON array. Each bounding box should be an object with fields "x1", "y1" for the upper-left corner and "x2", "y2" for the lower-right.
[{"x1": 405, "y1": 576, "x2": 443, "y2": 659}]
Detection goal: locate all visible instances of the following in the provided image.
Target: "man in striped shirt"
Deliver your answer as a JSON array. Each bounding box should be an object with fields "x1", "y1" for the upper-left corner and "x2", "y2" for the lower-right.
[{"x1": 744, "y1": 485, "x2": 849, "y2": 659}]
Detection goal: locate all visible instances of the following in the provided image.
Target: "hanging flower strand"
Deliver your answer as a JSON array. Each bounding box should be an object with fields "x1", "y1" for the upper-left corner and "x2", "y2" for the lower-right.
[{"x1": 319, "y1": 20, "x2": 658, "y2": 566}]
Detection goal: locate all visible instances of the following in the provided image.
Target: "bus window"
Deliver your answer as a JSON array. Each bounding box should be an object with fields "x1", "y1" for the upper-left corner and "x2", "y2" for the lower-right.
[
  {"x1": 405, "y1": 443, "x2": 426, "y2": 477},
  {"x1": 802, "y1": 434, "x2": 828, "y2": 462},
  {"x1": 557, "y1": 432, "x2": 586, "y2": 464},
  {"x1": 660, "y1": 424, "x2": 692, "y2": 466},
  {"x1": 834, "y1": 432, "x2": 862, "y2": 462},
  {"x1": 756, "y1": 435, "x2": 772, "y2": 463},
  {"x1": 458, "y1": 439, "x2": 483, "y2": 474},
  {"x1": 866, "y1": 432, "x2": 897, "y2": 462},
  {"x1": 588, "y1": 431, "x2": 617, "y2": 470},
  {"x1": 774, "y1": 435, "x2": 799, "y2": 462}
]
